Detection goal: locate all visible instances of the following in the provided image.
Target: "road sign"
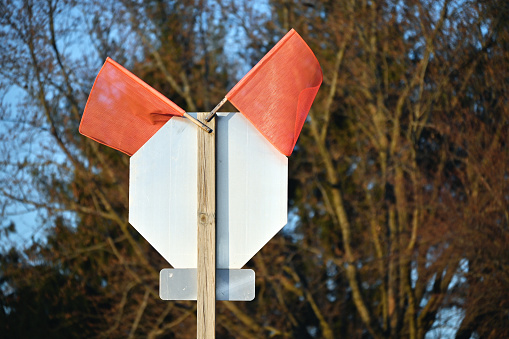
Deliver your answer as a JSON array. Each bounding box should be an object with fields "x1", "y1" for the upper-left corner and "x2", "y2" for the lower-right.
[
  {"x1": 129, "y1": 113, "x2": 288, "y2": 269},
  {"x1": 160, "y1": 269, "x2": 255, "y2": 301}
]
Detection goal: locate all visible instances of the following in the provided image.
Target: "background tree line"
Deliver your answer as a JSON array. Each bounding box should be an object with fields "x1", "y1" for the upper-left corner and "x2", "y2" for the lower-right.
[{"x1": 0, "y1": 0, "x2": 508, "y2": 338}]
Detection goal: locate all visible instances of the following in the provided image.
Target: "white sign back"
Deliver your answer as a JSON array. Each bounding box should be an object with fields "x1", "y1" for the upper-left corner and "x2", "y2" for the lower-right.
[{"x1": 129, "y1": 113, "x2": 287, "y2": 268}]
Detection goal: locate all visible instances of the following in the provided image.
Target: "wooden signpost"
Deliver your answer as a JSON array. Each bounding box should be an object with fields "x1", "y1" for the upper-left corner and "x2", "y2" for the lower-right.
[
  {"x1": 197, "y1": 113, "x2": 216, "y2": 337},
  {"x1": 81, "y1": 29, "x2": 320, "y2": 339}
]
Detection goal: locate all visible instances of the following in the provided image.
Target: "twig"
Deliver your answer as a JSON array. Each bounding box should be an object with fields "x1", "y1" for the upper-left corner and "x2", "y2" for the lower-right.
[{"x1": 205, "y1": 97, "x2": 227, "y2": 122}]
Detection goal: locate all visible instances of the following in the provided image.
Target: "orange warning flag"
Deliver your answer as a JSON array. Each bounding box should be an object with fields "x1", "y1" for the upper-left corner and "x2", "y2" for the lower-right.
[
  {"x1": 226, "y1": 29, "x2": 322, "y2": 156},
  {"x1": 79, "y1": 58, "x2": 185, "y2": 156}
]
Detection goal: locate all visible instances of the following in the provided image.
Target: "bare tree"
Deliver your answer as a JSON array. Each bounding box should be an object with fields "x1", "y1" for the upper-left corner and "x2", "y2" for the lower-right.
[{"x1": 264, "y1": 0, "x2": 509, "y2": 338}]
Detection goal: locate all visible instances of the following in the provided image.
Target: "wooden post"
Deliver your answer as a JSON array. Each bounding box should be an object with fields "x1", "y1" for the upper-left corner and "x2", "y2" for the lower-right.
[{"x1": 197, "y1": 113, "x2": 216, "y2": 339}]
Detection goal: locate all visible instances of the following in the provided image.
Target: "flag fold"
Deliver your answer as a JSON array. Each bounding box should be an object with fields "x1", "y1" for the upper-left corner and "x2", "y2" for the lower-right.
[
  {"x1": 226, "y1": 29, "x2": 323, "y2": 156},
  {"x1": 79, "y1": 57, "x2": 185, "y2": 156}
]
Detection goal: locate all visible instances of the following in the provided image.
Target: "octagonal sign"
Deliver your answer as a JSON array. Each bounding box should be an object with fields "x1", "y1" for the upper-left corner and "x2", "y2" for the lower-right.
[{"x1": 129, "y1": 113, "x2": 287, "y2": 269}]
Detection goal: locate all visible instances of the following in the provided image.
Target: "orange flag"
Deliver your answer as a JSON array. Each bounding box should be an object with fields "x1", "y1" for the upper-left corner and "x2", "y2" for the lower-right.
[
  {"x1": 226, "y1": 29, "x2": 322, "y2": 156},
  {"x1": 79, "y1": 58, "x2": 185, "y2": 156}
]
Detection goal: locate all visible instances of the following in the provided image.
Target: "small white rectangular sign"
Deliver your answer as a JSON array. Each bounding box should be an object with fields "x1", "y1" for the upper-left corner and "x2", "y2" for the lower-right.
[{"x1": 159, "y1": 269, "x2": 255, "y2": 301}]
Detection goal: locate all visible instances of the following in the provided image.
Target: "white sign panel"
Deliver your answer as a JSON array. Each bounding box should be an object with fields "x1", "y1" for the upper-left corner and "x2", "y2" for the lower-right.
[
  {"x1": 160, "y1": 269, "x2": 255, "y2": 301},
  {"x1": 129, "y1": 113, "x2": 287, "y2": 268}
]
